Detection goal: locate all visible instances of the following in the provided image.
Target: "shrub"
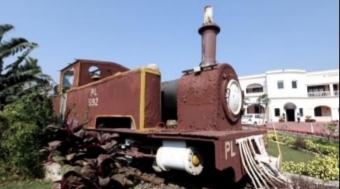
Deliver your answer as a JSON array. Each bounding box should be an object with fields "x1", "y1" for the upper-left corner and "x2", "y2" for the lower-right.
[
  {"x1": 268, "y1": 133, "x2": 338, "y2": 157},
  {"x1": 269, "y1": 133, "x2": 339, "y2": 181},
  {"x1": 283, "y1": 154, "x2": 339, "y2": 181},
  {"x1": 0, "y1": 92, "x2": 53, "y2": 180},
  {"x1": 304, "y1": 139, "x2": 338, "y2": 158},
  {"x1": 305, "y1": 115, "x2": 312, "y2": 120},
  {"x1": 282, "y1": 161, "x2": 307, "y2": 175},
  {"x1": 321, "y1": 122, "x2": 338, "y2": 142},
  {"x1": 268, "y1": 133, "x2": 295, "y2": 145},
  {"x1": 293, "y1": 136, "x2": 306, "y2": 150},
  {"x1": 41, "y1": 112, "x2": 134, "y2": 188}
]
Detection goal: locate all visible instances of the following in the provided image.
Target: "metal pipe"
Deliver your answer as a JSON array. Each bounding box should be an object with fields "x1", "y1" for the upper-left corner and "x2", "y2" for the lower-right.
[{"x1": 198, "y1": 5, "x2": 221, "y2": 67}]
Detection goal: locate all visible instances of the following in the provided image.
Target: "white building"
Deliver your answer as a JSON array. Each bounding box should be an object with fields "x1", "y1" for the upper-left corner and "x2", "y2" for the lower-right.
[{"x1": 239, "y1": 69, "x2": 339, "y2": 123}]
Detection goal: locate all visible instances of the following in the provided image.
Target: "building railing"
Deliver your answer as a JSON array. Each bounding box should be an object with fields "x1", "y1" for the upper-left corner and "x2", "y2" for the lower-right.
[
  {"x1": 308, "y1": 91, "x2": 331, "y2": 97},
  {"x1": 334, "y1": 91, "x2": 339, "y2": 96}
]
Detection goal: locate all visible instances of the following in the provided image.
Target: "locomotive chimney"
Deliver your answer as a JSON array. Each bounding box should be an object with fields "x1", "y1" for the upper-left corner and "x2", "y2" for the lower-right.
[{"x1": 198, "y1": 6, "x2": 221, "y2": 66}]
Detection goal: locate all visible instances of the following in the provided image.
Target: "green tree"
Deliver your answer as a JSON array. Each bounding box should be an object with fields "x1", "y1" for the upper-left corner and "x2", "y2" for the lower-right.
[
  {"x1": 0, "y1": 23, "x2": 54, "y2": 181},
  {"x1": 0, "y1": 91, "x2": 54, "y2": 180},
  {"x1": 0, "y1": 24, "x2": 49, "y2": 109},
  {"x1": 256, "y1": 93, "x2": 270, "y2": 125},
  {"x1": 256, "y1": 93, "x2": 270, "y2": 109}
]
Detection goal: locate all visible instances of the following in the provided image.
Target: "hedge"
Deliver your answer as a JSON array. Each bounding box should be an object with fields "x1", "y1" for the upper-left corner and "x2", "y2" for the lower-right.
[{"x1": 268, "y1": 133, "x2": 339, "y2": 181}]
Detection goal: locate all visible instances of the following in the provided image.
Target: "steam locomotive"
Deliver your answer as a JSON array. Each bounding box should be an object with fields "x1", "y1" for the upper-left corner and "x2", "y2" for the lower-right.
[{"x1": 53, "y1": 6, "x2": 288, "y2": 188}]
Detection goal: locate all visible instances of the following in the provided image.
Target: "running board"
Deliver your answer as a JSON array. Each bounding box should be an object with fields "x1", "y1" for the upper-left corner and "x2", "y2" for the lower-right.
[{"x1": 236, "y1": 135, "x2": 291, "y2": 189}]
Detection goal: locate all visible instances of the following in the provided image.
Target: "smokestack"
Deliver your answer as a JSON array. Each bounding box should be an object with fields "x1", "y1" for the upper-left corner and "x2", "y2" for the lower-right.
[{"x1": 198, "y1": 6, "x2": 221, "y2": 67}]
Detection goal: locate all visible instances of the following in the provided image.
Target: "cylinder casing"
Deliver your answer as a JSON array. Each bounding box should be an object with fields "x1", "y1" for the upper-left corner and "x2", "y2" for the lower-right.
[{"x1": 155, "y1": 140, "x2": 203, "y2": 175}]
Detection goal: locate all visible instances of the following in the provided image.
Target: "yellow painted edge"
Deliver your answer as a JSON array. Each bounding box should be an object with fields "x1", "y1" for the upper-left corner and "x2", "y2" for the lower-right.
[
  {"x1": 140, "y1": 68, "x2": 162, "y2": 132},
  {"x1": 59, "y1": 67, "x2": 160, "y2": 95},
  {"x1": 66, "y1": 68, "x2": 145, "y2": 92},
  {"x1": 92, "y1": 114, "x2": 137, "y2": 130},
  {"x1": 145, "y1": 68, "x2": 160, "y2": 75},
  {"x1": 139, "y1": 68, "x2": 146, "y2": 132},
  {"x1": 144, "y1": 68, "x2": 162, "y2": 131}
]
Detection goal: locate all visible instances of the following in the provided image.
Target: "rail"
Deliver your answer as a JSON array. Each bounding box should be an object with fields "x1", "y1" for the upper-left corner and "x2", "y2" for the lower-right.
[
  {"x1": 334, "y1": 90, "x2": 339, "y2": 96},
  {"x1": 307, "y1": 91, "x2": 331, "y2": 97}
]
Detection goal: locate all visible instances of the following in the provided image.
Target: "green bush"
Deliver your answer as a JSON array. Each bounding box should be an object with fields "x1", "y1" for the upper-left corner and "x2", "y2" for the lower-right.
[
  {"x1": 0, "y1": 92, "x2": 53, "y2": 180},
  {"x1": 283, "y1": 154, "x2": 339, "y2": 181},
  {"x1": 269, "y1": 133, "x2": 339, "y2": 181},
  {"x1": 304, "y1": 139, "x2": 338, "y2": 157},
  {"x1": 268, "y1": 133, "x2": 338, "y2": 157},
  {"x1": 41, "y1": 111, "x2": 134, "y2": 189},
  {"x1": 268, "y1": 133, "x2": 295, "y2": 145}
]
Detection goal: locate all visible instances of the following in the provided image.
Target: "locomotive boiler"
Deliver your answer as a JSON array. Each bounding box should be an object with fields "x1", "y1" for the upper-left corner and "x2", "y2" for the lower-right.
[{"x1": 53, "y1": 6, "x2": 288, "y2": 188}]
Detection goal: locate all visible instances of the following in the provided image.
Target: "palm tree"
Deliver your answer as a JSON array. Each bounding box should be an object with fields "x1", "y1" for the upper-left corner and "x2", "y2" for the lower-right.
[
  {"x1": 0, "y1": 24, "x2": 50, "y2": 109},
  {"x1": 256, "y1": 93, "x2": 270, "y2": 108},
  {"x1": 256, "y1": 93, "x2": 270, "y2": 123}
]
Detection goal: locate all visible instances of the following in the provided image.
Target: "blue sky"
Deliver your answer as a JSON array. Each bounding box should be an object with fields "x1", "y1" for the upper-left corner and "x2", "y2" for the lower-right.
[{"x1": 1, "y1": 0, "x2": 339, "y2": 83}]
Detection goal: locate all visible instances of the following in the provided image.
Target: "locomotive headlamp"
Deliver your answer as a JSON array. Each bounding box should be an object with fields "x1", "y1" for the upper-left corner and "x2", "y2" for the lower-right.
[
  {"x1": 226, "y1": 79, "x2": 242, "y2": 115},
  {"x1": 192, "y1": 154, "x2": 200, "y2": 167}
]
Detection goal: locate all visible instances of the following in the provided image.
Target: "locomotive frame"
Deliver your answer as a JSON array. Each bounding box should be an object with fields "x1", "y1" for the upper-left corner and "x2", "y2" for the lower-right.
[{"x1": 53, "y1": 5, "x2": 288, "y2": 188}]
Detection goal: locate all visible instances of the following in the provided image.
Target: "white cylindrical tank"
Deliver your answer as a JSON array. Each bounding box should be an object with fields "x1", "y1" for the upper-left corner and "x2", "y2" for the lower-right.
[{"x1": 155, "y1": 140, "x2": 203, "y2": 176}]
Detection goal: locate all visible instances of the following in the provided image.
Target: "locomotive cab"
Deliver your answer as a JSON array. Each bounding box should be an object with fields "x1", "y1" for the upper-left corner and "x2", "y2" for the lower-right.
[
  {"x1": 58, "y1": 59, "x2": 129, "y2": 93},
  {"x1": 54, "y1": 59, "x2": 163, "y2": 132}
]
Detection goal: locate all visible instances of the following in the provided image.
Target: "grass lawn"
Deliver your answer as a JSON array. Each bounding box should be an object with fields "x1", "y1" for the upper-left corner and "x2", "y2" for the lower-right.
[
  {"x1": 0, "y1": 180, "x2": 51, "y2": 189},
  {"x1": 267, "y1": 141, "x2": 315, "y2": 163}
]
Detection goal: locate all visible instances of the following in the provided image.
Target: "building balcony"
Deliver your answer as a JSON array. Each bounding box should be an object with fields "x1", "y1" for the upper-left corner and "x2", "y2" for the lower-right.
[
  {"x1": 307, "y1": 84, "x2": 338, "y2": 98},
  {"x1": 244, "y1": 83, "x2": 265, "y2": 96},
  {"x1": 308, "y1": 91, "x2": 331, "y2": 97}
]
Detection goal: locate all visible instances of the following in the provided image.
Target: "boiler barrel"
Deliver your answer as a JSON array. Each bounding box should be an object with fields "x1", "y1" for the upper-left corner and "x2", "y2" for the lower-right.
[{"x1": 161, "y1": 79, "x2": 179, "y2": 120}]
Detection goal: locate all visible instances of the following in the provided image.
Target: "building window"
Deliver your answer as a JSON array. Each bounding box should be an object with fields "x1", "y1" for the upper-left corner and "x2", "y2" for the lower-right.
[
  {"x1": 299, "y1": 108, "x2": 304, "y2": 116},
  {"x1": 314, "y1": 107, "x2": 322, "y2": 117},
  {"x1": 277, "y1": 81, "x2": 284, "y2": 89},
  {"x1": 252, "y1": 87, "x2": 264, "y2": 93},
  {"x1": 274, "y1": 108, "x2": 280, "y2": 117},
  {"x1": 307, "y1": 85, "x2": 325, "y2": 92},
  {"x1": 292, "y1": 81, "x2": 297, "y2": 89}
]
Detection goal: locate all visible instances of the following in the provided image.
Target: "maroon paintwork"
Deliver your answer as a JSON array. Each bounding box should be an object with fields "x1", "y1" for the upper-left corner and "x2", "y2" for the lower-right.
[
  {"x1": 54, "y1": 64, "x2": 162, "y2": 131},
  {"x1": 177, "y1": 64, "x2": 244, "y2": 131},
  {"x1": 59, "y1": 59, "x2": 129, "y2": 88}
]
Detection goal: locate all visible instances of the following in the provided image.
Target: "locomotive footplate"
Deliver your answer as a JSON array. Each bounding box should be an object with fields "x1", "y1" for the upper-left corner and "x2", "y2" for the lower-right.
[{"x1": 91, "y1": 127, "x2": 289, "y2": 188}]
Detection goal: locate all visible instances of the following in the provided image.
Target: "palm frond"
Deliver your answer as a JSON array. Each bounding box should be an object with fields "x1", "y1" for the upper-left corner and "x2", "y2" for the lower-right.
[
  {"x1": 1, "y1": 57, "x2": 42, "y2": 91},
  {"x1": 0, "y1": 24, "x2": 48, "y2": 109},
  {"x1": 0, "y1": 24, "x2": 14, "y2": 42},
  {"x1": 3, "y1": 47, "x2": 34, "y2": 72},
  {"x1": 0, "y1": 37, "x2": 38, "y2": 59},
  {"x1": 256, "y1": 93, "x2": 270, "y2": 105}
]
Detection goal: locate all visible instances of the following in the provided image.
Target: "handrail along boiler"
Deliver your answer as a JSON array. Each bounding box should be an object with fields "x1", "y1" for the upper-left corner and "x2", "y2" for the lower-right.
[{"x1": 54, "y1": 6, "x2": 288, "y2": 188}]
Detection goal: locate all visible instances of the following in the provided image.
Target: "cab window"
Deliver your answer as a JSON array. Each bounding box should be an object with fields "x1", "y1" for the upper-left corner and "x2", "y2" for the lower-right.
[{"x1": 62, "y1": 68, "x2": 74, "y2": 91}]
